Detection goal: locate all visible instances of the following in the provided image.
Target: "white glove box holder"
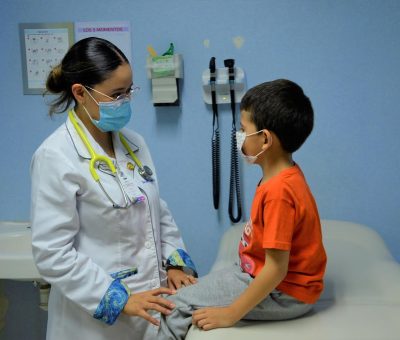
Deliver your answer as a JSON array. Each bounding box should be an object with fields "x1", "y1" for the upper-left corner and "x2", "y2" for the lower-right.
[{"x1": 146, "y1": 54, "x2": 183, "y2": 106}]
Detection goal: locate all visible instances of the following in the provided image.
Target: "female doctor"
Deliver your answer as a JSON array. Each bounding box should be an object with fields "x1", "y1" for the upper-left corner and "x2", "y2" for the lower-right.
[{"x1": 31, "y1": 37, "x2": 197, "y2": 340}]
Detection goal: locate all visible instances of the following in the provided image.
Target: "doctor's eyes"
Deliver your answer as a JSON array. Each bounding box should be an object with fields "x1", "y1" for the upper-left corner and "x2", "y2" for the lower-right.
[
  {"x1": 111, "y1": 85, "x2": 140, "y2": 100},
  {"x1": 112, "y1": 86, "x2": 140, "y2": 101}
]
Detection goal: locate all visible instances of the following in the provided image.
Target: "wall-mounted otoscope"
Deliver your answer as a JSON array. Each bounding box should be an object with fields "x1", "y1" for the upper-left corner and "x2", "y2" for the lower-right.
[{"x1": 202, "y1": 58, "x2": 245, "y2": 222}]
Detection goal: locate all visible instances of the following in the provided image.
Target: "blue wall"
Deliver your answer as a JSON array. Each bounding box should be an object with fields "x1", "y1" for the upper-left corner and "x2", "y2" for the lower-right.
[{"x1": 1, "y1": 0, "x2": 400, "y2": 278}]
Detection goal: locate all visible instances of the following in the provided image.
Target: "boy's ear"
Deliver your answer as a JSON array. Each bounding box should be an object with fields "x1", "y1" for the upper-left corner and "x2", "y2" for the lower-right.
[{"x1": 262, "y1": 129, "x2": 273, "y2": 150}]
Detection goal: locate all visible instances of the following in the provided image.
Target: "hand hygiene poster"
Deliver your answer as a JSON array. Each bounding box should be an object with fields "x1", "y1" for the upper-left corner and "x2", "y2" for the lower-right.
[
  {"x1": 21, "y1": 25, "x2": 72, "y2": 92},
  {"x1": 75, "y1": 21, "x2": 132, "y2": 63}
]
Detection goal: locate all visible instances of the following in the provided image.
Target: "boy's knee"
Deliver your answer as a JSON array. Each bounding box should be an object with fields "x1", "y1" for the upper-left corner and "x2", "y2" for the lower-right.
[{"x1": 169, "y1": 285, "x2": 198, "y2": 309}]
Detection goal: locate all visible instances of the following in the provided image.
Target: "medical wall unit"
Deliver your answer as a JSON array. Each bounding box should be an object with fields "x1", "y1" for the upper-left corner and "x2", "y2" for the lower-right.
[
  {"x1": 201, "y1": 62, "x2": 246, "y2": 105},
  {"x1": 203, "y1": 58, "x2": 246, "y2": 223},
  {"x1": 146, "y1": 44, "x2": 183, "y2": 106}
]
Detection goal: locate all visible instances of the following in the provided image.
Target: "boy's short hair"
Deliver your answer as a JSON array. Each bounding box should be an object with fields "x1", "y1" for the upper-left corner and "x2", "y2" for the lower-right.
[{"x1": 240, "y1": 79, "x2": 314, "y2": 153}]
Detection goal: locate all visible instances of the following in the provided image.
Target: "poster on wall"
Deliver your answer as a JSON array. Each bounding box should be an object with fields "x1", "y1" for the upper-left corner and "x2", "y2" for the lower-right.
[
  {"x1": 75, "y1": 21, "x2": 132, "y2": 62},
  {"x1": 19, "y1": 22, "x2": 74, "y2": 95}
]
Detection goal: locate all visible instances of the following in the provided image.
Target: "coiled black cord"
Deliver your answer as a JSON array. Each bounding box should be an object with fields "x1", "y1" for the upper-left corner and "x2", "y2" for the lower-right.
[
  {"x1": 228, "y1": 125, "x2": 242, "y2": 222},
  {"x1": 225, "y1": 59, "x2": 242, "y2": 223},
  {"x1": 212, "y1": 128, "x2": 220, "y2": 209},
  {"x1": 210, "y1": 57, "x2": 220, "y2": 210}
]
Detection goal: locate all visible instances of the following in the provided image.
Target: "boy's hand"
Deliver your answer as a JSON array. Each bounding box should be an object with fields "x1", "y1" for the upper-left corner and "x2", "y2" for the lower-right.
[
  {"x1": 167, "y1": 268, "x2": 197, "y2": 289},
  {"x1": 192, "y1": 306, "x2": 241, "y2": 330}
]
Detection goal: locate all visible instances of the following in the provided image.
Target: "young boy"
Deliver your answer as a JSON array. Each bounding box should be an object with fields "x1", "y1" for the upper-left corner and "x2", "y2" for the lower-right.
[{"x1": 157, "y1": 79, "x2": 327, "y2": 339}]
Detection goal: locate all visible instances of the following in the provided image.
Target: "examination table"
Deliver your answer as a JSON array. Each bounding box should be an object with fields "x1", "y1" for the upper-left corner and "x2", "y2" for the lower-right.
[{"x1": 186, "y1": 220, "x2": 400, "y2": 340}]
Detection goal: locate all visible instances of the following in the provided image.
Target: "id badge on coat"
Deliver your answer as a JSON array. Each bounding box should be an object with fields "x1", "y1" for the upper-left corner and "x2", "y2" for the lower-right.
[{"x1": 116, "y1": 161, "x2": 145, "y2": 204}]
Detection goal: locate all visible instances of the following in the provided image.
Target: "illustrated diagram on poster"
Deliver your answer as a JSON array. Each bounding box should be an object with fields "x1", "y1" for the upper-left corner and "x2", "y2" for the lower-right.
[
  {"x1": 75, "y1": 21, "x2": 132, "y2": 62},
  {"x1": 19, "y1": 23, "x2": 74, "y2": 94}
]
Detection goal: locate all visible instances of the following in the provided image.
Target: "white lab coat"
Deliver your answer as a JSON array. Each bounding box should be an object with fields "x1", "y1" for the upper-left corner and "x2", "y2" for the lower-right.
[{"x1": 31, "y1": 113, "x2": 191, "y2": 340}]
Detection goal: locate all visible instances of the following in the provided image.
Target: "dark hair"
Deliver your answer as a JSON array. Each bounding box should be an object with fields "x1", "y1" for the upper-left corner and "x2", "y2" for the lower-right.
[
  {"x1": 45, "y1": 37, "x2": 129, "y2": 116},
  {"x1": 240, "y1": 79, "x2": 314, "y2": 153}
]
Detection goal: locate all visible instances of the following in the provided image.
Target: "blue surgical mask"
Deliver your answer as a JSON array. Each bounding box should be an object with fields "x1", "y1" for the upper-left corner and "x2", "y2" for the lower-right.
[{"x1": 83, "y1": 87, "x2": 132, "y2": 132}]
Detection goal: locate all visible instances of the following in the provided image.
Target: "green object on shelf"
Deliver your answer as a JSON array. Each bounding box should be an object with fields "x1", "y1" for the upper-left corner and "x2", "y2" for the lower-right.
[{"x1": 162, "y1": 43, "x2": 174, "y2": 56}]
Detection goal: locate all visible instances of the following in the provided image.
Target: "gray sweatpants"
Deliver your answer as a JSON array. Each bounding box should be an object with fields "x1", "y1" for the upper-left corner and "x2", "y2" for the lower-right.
[{"x1": 157, "y1": 264, "x2": 312, "y2": 340}]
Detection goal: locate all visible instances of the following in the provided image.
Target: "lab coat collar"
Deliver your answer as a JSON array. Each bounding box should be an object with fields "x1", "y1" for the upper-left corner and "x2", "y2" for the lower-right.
[
  {"x1": 65, "y1": 110, "x2": 140, "y2": 160},
  {"x1": 65, "y1": 112, "x2": 91, "y2": 159}
]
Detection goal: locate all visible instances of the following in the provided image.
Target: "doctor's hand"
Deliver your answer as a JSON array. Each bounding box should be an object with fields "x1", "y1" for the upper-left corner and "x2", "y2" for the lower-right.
[
  {"x1": 167, "y1": 268, "x2": 197, "y2": 290},
  {"x1": 122, "y1": 287, "x2": 176, "y2": 326}
]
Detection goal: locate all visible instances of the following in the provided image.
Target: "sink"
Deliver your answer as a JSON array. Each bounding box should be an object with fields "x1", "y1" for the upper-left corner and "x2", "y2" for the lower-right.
[{"x1": 0, "y1": 221, "x2": 41, "y2": 280}]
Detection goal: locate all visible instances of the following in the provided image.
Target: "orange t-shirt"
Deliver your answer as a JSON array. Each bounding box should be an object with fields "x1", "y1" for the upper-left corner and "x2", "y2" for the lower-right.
[{"x1": 238, "y1": 164, "x2": 327, "y2": 304}]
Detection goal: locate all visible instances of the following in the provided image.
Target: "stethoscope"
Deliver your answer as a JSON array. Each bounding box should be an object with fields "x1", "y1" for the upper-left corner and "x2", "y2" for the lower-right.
[{"x1": 68, "y1": 110, "x2": 153, "y2": 208}]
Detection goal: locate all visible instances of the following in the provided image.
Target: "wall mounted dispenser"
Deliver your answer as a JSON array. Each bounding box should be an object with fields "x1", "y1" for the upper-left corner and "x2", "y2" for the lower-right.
[{"x1": 146, "y1": 53, "x2": 183, "y2": 106}]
